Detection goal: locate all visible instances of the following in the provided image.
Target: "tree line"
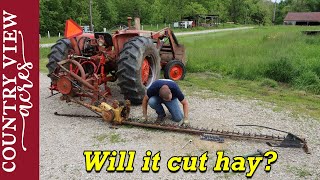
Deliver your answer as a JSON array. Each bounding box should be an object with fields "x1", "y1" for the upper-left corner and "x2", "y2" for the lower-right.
[{"x1": 40, "y1": 0, "x2": 320, "y2": 36}]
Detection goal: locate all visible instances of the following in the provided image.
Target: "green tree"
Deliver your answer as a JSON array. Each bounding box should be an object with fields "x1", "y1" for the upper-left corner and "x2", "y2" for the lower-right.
[
  {"x1": 150, "y1": 0, "x2": 164, "y2": 24},
  {"x1": 248, "y1": 0, "x2": 273, "y2": 25},
  {"x1": 40, "y1": 0, "x2": 65, "y2": 35},
  {"x1": 228, "y1": 0, "x2": 246, "y2": 23},
  {"x1": 184, "y1": 2, "x2": 208, "y2": 17},
  {"x1": 205, "y1": 0, "x2": 230, "y2": 22},
  {"x1": 96, "y1": 0, "x2": 118, "y2": 29}
]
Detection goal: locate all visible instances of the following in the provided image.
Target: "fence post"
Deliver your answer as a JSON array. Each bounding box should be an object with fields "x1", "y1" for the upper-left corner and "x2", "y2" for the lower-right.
[
  {"x1": 169, "y1": 24, "x2": 171, "y2": 28},
  {"x1": 142, "y1": 25, "x2": 144, "y2": 30},
  {"x1": 58, "y1": 33, "x2": 61, "y2": 38},
  {"x1": 103, "y1": 28, "x2": 107, "y2": 32},
  {"x1": 165, "y1": 23, "x2": 166, "y2": 27},
  {"x1": 47, "y1": 31, "x2": 50, "y2": 38},
  {"x1": 157, "y1": 24, "x2": 158, "y2": 30}
]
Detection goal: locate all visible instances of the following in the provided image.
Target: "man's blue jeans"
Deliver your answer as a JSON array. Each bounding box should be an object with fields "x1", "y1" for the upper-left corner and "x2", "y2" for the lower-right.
[{"x1": 148, "y1": 96, "x2": 183, "y2": 122}]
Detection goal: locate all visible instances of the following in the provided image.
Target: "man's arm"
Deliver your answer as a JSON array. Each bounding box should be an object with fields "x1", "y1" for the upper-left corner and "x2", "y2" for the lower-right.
[
  {"x1": 142, "y1": 95, "x2": 149, "y2": 120},
  {"x1": 180, "y1": 99, "x2": 189, "y2": 120}
]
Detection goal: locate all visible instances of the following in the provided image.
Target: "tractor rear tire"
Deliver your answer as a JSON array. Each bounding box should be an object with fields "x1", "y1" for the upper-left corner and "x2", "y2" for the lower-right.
[
  {"x1": 46, "y1": 38, "x2": 72, "y2": 78},
  {"x1": 117, "y1": 36, "x2": 161, "y2": 104}
]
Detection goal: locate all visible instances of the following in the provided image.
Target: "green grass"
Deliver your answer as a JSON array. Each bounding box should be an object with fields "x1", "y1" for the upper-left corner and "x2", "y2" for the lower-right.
[
  {"x1": 178, "y1": 73, "x2": 320, "y2": 120},
  {"x1": 286, "y1": 166, "x2": 312, "y2": 178},
  {"x1": 93, "y1": 133, "x2": 125, "y2": 143},
  {"x1": 40, "y1": 36, "x2": 60, "y2": 44},
  {"x1": 109, "y1": 133, "x2": 125, "y2": 143},
  {"x1": 179, "y1": 26, "x2": 320, "y2": 94},
  {"x1": 40, "y1": 48, "x2": 50, "y2": 73},
  {"x1": 93, "y1": 133, "x2": 109, "y2": 142}
]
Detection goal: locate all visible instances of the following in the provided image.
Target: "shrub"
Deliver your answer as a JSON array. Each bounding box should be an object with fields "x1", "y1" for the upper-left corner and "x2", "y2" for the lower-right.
[
  {"x1": 232, "y1": 65, "x2": 257, "y2": 80},
  {"x1": 305, "y1": 36, "x2": 320, "y2": 45},
  {"x1": 311, "y1": 62, "x2": 320, "y2": 77},
  {"x1": 265, "y1": 58, "x2": 295, "y2": 83},
  {"x1": 294, "y1": 71, "x2": 320, "y2": 94},
  {"x1": 260, "y1": 78, "x2": 278, "y2": 88}
]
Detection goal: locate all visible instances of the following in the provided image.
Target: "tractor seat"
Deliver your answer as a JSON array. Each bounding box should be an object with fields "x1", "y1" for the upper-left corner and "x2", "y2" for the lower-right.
[{"x1": 94, "y1": 32, "x2": 113, "y2": 47}]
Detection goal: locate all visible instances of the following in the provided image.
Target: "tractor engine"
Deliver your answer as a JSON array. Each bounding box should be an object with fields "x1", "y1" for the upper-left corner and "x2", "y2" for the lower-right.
[{"x1": 82, "y1": 37, "x2": 96, "y2": 57}]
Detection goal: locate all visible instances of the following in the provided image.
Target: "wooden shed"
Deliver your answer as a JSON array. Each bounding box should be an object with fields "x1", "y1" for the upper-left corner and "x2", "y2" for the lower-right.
[
  {"x1": 183, "y1": 14, "x2": 220, "y2": 27},
  {"x1": 284, "y1": 12, "x2": 320, "y2": 26}
]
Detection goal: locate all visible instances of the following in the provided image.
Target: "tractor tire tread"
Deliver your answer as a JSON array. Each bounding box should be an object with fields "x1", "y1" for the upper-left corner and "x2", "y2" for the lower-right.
[
  {"x1": 116, "y1": 36, "x2": 160, "y2": 104},
  {"x1": 46, "y1": 38, "x2": 71, "y2": 77}
]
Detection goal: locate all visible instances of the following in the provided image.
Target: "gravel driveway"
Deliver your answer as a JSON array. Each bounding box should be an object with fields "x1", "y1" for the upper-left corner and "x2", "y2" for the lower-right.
[{"x1": 40, "y1": 73, "x2": 320, "y2": 179}]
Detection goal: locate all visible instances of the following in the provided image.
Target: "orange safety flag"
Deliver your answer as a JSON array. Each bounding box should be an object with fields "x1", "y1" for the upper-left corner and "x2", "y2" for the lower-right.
[{"x1": 64, "y1": 19, "x2": 83, "y2": 38}]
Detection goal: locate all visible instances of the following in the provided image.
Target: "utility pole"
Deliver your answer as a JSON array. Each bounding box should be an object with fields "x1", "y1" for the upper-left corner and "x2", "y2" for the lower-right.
[
  {"x1": 89, "y1": 0, "x2": 93, "y2": 32},
  {"x1": 273, "y1": 0, "x2": 277, "y2": 24}
]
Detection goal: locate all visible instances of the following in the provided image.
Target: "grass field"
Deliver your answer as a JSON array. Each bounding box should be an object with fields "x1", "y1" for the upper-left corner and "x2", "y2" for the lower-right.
[
  {"x1": 179, "y1": 26, "x2": 320, "y2": 94},
  {"x1": 40, "y1": 25, "x2": 320, "y2": 119}
]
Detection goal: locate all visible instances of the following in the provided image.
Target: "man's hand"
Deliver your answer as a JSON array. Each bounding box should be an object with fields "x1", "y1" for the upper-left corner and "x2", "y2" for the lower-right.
[
  {"x1": 179, "y1": 117, "x2": 190, "y2": 126},
  {"x1": 180, "y1": 99, "x2": 189, "y2": 125},
  {"x1": 142, "y1": 95, "x2": 149, "y2": 121},
  {"x1": 183, "y1": 117, "x2": 190, "y2": 126},
  {"x1": 142, "y1": 114, "x2": 148, "y2": 121}
]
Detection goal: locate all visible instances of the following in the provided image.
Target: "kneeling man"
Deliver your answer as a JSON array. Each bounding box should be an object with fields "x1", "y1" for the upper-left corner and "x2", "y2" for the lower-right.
[{"x1": 142, "y1": 79, "x2": 189, "y2": 125}]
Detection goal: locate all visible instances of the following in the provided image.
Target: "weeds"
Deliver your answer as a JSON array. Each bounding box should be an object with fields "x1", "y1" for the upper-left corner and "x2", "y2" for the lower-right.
[
  {"x1": 260, "y1": 78, "x2": 278, "y2": 88},
  {"x1": 109, "y1": 133, "x2": 125, "y2": 143},
  {"x1": 93, "y1": 133, "x2": 109, "y2": 142},
  {"x1": 293, "y1": 71, "x2": 320, "y2": 94},
  {"x1": 265, "y1": 57, "x2": 295, "y2": 83},
  {"x1": 287, "y1": 166, "x2": 312, "y2": 178},
  {"x1": 93, "y1": 133, "x2": 125, "y2": 143}
]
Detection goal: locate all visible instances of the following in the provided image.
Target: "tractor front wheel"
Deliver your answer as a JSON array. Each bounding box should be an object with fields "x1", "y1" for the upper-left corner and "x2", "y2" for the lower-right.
[
  {"x1": 164, "y1": 60, "x2": 186, "y2": 81},
  {"x1": 117, "y1": 36, "x2": 161, "y2": 104}
]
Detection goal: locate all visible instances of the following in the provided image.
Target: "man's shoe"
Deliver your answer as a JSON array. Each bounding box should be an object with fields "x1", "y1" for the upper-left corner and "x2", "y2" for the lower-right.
[{"x1": 156, "y1": 114, "x2": 166, "y2": 122}]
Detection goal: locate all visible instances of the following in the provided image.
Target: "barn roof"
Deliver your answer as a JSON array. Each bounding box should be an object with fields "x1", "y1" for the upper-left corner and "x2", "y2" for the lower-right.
[{"x1": 284, "y1": 12, "x2": 320, "y2": 22}]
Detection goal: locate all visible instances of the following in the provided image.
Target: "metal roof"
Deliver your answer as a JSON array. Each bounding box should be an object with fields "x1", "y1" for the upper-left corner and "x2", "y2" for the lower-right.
[{"x1": 284, "y1": 12, "x2": 320, "y2": 22}]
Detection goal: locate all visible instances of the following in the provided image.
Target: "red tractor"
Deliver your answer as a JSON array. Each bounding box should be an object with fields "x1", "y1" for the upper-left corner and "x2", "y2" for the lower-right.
[{"x1": 47, "y1": 18, "x2": 186, "y2": 104}]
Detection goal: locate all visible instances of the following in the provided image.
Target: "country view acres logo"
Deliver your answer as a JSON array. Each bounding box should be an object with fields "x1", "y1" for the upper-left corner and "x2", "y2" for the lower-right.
[{"x1": 2, "y1": 10, "x2": 33, "y2": 172}]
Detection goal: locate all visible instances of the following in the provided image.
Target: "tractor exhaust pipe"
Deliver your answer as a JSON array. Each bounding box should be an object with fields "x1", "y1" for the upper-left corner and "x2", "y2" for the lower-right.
[
  {"x1": 127, "y1": 17, "x2": 132, "y2": 29},
  {"x1": 135, "y1": 17, "x2": 140, "y2": 30}
]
